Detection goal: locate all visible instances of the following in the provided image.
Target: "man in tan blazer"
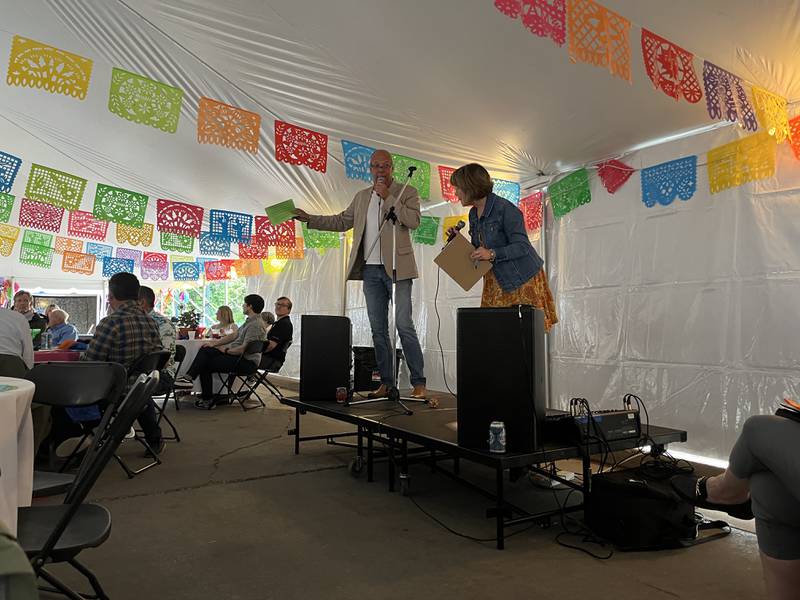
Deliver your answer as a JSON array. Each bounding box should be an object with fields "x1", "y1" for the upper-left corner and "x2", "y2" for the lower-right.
[{"x1": 294, "y1": 149, "x2": 426, "y2": 399}]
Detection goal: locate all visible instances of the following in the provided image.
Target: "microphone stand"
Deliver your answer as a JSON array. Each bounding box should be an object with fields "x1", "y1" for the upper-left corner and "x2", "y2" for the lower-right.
[{"x1": 348, "y1": 167, "x2": 426, "y2": 415}]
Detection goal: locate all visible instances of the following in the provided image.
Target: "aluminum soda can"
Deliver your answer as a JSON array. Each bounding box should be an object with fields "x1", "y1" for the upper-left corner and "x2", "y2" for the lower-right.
[{"x1": 489, "y1": 421, "x2": 506, "y2": 453}]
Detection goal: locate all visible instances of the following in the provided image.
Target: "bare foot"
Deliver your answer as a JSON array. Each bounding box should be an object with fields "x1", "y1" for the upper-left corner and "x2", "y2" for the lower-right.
[{"x1": 704, "y1": 471, "x2": 750, "y2": 504}]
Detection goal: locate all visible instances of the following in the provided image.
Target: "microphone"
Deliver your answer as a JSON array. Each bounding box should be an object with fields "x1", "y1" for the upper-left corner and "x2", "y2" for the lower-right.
[{"x1": 446, "y1": 220, "x2": 466, "y2": 242}]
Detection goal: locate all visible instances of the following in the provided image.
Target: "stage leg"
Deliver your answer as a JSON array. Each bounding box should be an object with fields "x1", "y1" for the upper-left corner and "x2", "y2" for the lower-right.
[
  {"x1": 294, "y1": 408, "x2": 300, "y2": 455},
  {"x1": 581, "y1": 451, "x2": 591, "y2": 511},
  {"x1": 400, "y1": 438, "x2": 409, "y2": 495},
  {"x1": 496, "y1": 467, "x2": 505, "y2": 550},
  {"x1": 388, "y1": 435, "x2": 395, "y2": 492},
  {"x1": 367, "y1": 429, "x2": 374, "y2": 482}
]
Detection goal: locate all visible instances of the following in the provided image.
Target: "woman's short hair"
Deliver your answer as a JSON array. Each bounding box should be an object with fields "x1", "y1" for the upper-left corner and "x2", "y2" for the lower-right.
[
  {"x1": 217, "y1": 305, "x2": 234, "y2": 325},
  {"x1": 450, "y1": 163, "x2": 493, "y2": 201},
  {"x1": 50, "y1": 308, "x2": 69, "y2": 322},
  {"x1": 261, "y1": 311, "x2": 276, "y2": 325}
]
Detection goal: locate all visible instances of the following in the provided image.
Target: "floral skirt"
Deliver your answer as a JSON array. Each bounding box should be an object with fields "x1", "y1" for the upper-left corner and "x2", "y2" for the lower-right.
[{"x1": 481, "y1": 268, "x2": 558, "y2": 332}]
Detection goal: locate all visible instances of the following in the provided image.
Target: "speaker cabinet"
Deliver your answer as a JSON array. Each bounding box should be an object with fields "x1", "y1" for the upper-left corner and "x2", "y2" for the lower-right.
[
  {"x1": 456, "y1": 306, "x2": 546, "y2": 453},
  {"x1": 300, "y1": 315, "x2": 352, "y2": 401}
]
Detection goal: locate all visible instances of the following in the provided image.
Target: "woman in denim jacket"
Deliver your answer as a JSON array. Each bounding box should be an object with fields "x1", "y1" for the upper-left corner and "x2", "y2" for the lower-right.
[{"x1": 448, "y1": 163, "x2": 558, "y2": 331}]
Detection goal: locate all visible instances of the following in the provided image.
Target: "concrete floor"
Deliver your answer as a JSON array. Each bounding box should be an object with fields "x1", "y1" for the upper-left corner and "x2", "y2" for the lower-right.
[{"x1": 38, "y1": 385, "x2": 766, "y2": 600}]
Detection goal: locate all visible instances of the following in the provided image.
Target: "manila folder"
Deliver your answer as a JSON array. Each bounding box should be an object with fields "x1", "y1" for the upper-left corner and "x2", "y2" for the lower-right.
[{"x1": 433, "y1": 235, "x2": 492, "y2": 292}]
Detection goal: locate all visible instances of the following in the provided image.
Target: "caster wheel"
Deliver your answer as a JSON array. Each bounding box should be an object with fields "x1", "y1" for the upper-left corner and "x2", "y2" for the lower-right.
[{"x1": 349, "y1": 456, "x2": 364, "y2": 477}]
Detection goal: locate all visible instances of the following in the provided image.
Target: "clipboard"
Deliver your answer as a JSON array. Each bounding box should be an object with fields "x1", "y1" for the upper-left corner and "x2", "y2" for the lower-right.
[{"x1": 434, "y1": 234, "x2": 492, "y2": 291}]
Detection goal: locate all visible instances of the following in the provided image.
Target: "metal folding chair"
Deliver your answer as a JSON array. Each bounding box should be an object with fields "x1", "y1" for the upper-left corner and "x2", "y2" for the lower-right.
[
  {"x1": 122, "y1": 350, "x2": 171, "y2": 477},
  {"x1": 25, "y1": 362, "x2": 127, "y2": 491},
  {"x1": 18, "y1": 373, "x2": 158, "y2": 600},
  {"x1": 234, "y1": 340, "x2": 293, "y2": 407},
  {"x1": 158, "y1": 343, "x2": 187, "y2": 414},
  {"x1": 217, "y1": 340, "x2": 266, "y2": 411}
]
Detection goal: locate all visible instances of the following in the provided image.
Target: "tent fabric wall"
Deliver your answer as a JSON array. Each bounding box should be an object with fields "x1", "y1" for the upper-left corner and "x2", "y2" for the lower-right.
[
  {"x1": 549, "y1": 126, "x2": 800, "y2": 460},
  {"x1": 249, "y1": 241, "x2": 347, "y2": 378}
]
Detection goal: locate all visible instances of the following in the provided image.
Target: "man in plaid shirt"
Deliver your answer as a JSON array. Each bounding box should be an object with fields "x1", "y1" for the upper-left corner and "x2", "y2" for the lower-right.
[{"x1": 82, "y1": 272, "x2": 165, "y2": 453}]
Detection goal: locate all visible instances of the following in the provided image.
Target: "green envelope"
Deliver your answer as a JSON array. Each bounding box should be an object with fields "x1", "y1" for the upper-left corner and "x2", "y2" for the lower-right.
[{"x1": 265, "y1": 200, "x2": 296, "y2": 226}]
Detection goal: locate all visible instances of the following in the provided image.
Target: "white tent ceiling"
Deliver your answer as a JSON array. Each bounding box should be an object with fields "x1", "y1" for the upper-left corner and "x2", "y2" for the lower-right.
[{"x1": 2, "y1": 0, "x2": 799, "y2": 222}]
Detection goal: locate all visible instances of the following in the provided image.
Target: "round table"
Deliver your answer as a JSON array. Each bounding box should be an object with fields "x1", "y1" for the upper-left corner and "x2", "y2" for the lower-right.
[
  {"x1": 0, "y1": 376, "x2": 36, "y2": 536},
  {"x1": 176, "y1": 339, "x2": 226, "y2": 394}
]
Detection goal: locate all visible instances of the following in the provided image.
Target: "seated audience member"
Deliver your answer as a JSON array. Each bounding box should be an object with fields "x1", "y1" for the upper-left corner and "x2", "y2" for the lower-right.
[
  {"x1": 13, "y1": 291, "x2": 48, "y2": 348},
  {"x1": 206, "y1": 305, "x2": 238, "y2": 339},
  {"x1": 0, "y1": 307, "x2": 34, "y2": 375},
  {"x1": 74, "y1": 272, "x2": 165, "y2": 454},
  {"x1": 0, "y1": 308, "x2": 50, "y2": 456},
  {"x1": 174, "y1": 294, "x2": 267, "y2": 409},
  {"x1": 138, "y1": 286, "x2": 177, "y2": 392},
  {"x1": 672, "y1": 414, "x2": 800, "y2": 600},
  {"x1": 263, "y1": 297, "x2": 293, "y2": 370},
  {"x1": 46, "y1": 309, "x2": 78, "y2": 346},
  {"x1": 260, "y1": 311, "x2": 276, "y2": 334}
]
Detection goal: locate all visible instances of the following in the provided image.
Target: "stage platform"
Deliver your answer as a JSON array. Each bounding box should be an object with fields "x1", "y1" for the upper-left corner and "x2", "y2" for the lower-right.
[{"x1": 280, "y1": 392, "x2": 687, "y2": 549}]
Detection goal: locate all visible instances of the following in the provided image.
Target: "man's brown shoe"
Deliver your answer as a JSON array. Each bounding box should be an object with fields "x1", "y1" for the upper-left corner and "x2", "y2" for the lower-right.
[
  {"x1": 410, "y1": 385, "x2": 426, "y2": 399},
  {"x1": 367, "y1": 384, "x2": 389, "y2": 399}
]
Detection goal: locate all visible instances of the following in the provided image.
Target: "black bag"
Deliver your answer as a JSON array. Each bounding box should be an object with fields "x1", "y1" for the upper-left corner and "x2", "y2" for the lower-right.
[{"x1": 585, "y1": 469, "x2": 729, "y2": 551}]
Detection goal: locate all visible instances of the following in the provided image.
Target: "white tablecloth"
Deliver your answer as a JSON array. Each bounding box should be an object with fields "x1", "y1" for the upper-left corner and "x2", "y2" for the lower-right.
[
  {"x1": 0, "y1": 376, "x2": 35, "y2": 536},
  {"x1": 176, "y1": 339, "x2": 226, "y2": 394}
]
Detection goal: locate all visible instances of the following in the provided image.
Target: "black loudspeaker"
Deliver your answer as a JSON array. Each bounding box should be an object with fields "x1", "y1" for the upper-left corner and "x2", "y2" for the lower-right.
[
  {"x1": 586, "y1": 470, "x2": 700, "y2": 550},
  {"x1": 300, "y1": 315, "x2": 352, "y2": 401},
  {"x1": 457, "y1": 306, "x2": 546, "y2": 453}
]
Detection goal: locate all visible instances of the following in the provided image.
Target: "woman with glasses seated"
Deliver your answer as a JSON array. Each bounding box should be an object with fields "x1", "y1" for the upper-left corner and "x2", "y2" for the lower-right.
[
  {"x1": 206, "y1": 305, "x2": 239, "y2": 339},
  {"x1": 447, "y1": 163, "x2": 558, "y2": 332}
]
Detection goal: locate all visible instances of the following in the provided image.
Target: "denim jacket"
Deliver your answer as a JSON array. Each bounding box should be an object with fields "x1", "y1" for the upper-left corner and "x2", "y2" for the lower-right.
[{"x1": 469, "y1": 193, "x2": 543, "y2": 293}]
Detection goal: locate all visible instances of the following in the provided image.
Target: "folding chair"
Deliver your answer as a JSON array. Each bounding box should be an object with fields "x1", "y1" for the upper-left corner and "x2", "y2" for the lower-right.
[
  {"x1": 0, "y1": 353, "x2": 27, "y2": 377},
  {"x1": 122, "y1": 350, "x2": 172, "y2": 476},
  {"x1": 217, "y1": 340, "x2": 266, "y2": 411},
  {"x1": 18, "y1": 373, "x2": 159, "y2": 600},
  {"x1": 158, "y1": 343, "x2": 187, "y2": 415},
  {"x1": 25, "y1": 362, "x2": 127, "y2": 496},
  {"x1": 234, "y1": 340, "x2": 293, "y2": 407},
  {"x1": 131, "y1": 349, "x2": 180, "y2": 442}
]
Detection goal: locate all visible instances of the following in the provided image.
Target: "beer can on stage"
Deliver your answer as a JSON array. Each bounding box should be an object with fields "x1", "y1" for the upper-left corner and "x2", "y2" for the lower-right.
[
  {"x1": 489, "y1": 421, "x2": 506, "y2": 453},
  {"x1": 336, "y1": 387, "x2": 348, "y2": 404}
]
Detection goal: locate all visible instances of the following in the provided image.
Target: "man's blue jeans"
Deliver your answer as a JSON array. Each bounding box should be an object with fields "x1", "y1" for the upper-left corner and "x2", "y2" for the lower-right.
[{"x1": 362, "y1": 265, "x2": 425, "y2": 387}]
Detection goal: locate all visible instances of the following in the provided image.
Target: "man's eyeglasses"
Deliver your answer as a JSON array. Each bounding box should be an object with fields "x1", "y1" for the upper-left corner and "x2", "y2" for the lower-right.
[
  {"x1": 369, "y1": 163, "x2": 391, "y2": 169},
  {"x1": 275, "y1": 302, "x2": 290, "y2": 308}
]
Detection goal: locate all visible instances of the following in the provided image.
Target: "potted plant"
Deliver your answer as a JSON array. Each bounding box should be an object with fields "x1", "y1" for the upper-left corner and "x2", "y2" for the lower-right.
[{"x1": 176, "y1": 306, "x2": 202, "y2": 339}]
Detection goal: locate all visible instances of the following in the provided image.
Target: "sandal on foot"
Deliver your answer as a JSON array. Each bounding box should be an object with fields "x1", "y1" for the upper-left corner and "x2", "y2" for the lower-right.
[{"x1": 670, "y1": 475, "x2": 754, "y2": 520}]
